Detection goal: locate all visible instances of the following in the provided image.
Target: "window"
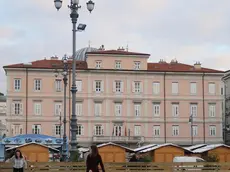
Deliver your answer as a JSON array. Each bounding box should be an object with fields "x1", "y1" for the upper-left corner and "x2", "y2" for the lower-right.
[
  {"x1": 54, "y1": 103, "x2": 62, "y2": 116},
  {"x1": 153, "y1": 125, "x2": 160, "y2": 137},
  {"x1": 55, "y1": 125, "x2": 61, "y2": 136},
  {"x1": 134, "y1": 61, "x2": 141, "y2": 70},
  {"x1": 34, "y1": 102, "x2": 42, "y2": 115},
  {"x1": 32, "y1": 124, "x2": 41, "y2": 134},
  {"x1": 172, "y1": 103, "x2": 179, "y2": 117},
  {"x1": 11, "y1": 124, "x2": 23, "y2": 135},
  {"x1": 115, "y1": 103, "x2": 122, "y2": 116},
  {"x1": 172, "y1": 82, "x2": 179, "y2": 94},
  {"x1": 153, "y1": 82, "x2": 160, "y2": 95},
  {"x1": 76, "y1": 124, "x2": 84, "y2": 136},
  {"x1": 55, "y1": 79, "x2": 62, "y2": 92},
  {"x1": 221, "y1": 86, "x2": 224, "y2": 95},
  {"x1": 153, "y1": 103, "x2": 160, "y2": 116},
  {"x1": 94, "y1": 81, "x2": 102, "y2": 92},
  {"x1": 208, "y1": 83, "x2": 215, "y2": 94},
  {"x1": 134, "y1": 125, "x2": 141, "y2": 136},
  {"x1": 115, "y1": 61, "x2": 121, "y2": 69},
  {"x1": 34, "y1": 79, "x2": 41, "y2": 91},
  {"x1": 94, "y1": 125, "x2": 104, "y2": 136},
  {"x1": 76, "y1": 103, "x2": 83, "y2": 116},
  {"x1": 209, "y1": 125, "x2": 216, "y2": 136},
  {"x1": 134, "y1": 103, "x2": 141, "y2": 117},
  {"x1": 113, "y1": 81, "x2": 123, "y2": 93},
  {"x1": 208, "y1": 104, "x2": 216, "y2": 117},
  {"x1": 192, "y1": 125, "x2": 198, "y2": 136},
  {"x1": 133, "y1": 81, "x2": 141, "y2": 93},
  {"x1": 95, "y1": 103, "x2": 102, "y2": 116},
  {"x1": 76, "y1": 80, "x2": 82, "y2": 92},
  {"x1": 190, "y1": 104, "x2": 198, "y2": 117},
  {"x1": 190, "y1": 82, "x2": 197, "y2": 94},
  {"x1": 12, "y1": 101, "x2": 23, "y2": 115},
  {"x1": 113, "y1": 125, "x2": 122, "y2": 136},
  {"x1": 95, "y1": 61, "x2": 101, "y2": 69},
  {"x1": 14, "y1": 79, "x2": 21, "y2": 91},
  {"x1": 172, "y1": 125, "x2": 179, "y2": 136}
]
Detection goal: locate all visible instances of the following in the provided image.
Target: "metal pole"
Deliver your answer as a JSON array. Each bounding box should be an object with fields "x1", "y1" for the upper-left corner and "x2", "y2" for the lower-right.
[
  {"x1": 191, "y1": 116, "x2": 193, "y2": 145},
  {"x1": 62, "y1": 73, "x2": 68, "y2": 161},
  {"x1": 70, "y1": 2, "x2": 79, "y2": 161}
]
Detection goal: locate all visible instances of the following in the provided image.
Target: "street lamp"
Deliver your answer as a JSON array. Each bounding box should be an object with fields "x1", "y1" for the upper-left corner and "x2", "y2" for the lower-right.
[
  {"x1": 189, "y1": 114, "x2": 194, "y2": 145},
  {"x1": 54, "y1": 0, "x2": 95, "y2": 161},
  {"x1": 54, "y1": 54, "x2": 69, "y2": 162}
]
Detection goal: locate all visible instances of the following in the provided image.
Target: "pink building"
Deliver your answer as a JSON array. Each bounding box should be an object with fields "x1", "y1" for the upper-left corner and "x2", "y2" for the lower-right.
[{"x1": 3, "y1": 47, "x2": 224, "y2": 147}]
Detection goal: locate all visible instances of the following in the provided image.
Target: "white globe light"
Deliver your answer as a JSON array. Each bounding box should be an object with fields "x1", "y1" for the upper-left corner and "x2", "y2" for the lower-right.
[
  {"x1": 86, "y1": 0, "x2": 95, "y2": 13},
  {"x1": 72, "y1": 0, "x2": 79, "y2": 5},
  {"x1": 54, "y1": 0, "x2": 62, "y2": 10}
]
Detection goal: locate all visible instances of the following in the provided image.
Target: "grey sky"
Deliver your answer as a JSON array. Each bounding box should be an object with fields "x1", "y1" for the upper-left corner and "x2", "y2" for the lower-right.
[{"x1": 0, "y1": 0, "x2": 230, "y2": 93}]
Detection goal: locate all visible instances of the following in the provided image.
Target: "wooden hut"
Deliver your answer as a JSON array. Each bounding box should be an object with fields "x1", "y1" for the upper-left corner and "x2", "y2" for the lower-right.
[
  {"x1": 96, "y1": 142, "x2": 133, "y2": 163},
  {"x1": 140, "y1": 143, "x2": 186, "y2": 162},
  {"x1": 6, "y1": 143, "x2": 59, "y2": 162},
  {"x1": 192, "y1": 144, "x2": 230, "y2": 162}
]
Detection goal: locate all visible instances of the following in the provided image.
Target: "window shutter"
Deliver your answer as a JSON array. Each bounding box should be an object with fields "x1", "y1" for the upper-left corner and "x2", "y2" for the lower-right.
[
  {"x1": 81, "y1": 125, "x2": 84, "y2": 136},
  {"x1": 140, "y1": 82, "x2": 143, "y2": 92},
  {"x1": 52, "y1": 125, "x2": 56, "y2": 136},
  {"x1": 101, "y1": 81, "x2": 104, "y2": 92},
  {"x1": 102, "y1": 126, "x2": 104, "y2": 135},
  {"x1": 11, "y1": 125, "x2": 14, "y2": 135},
  {"x1": 93, "y1": 126, "x2": 96, "y2": 135},
  {"x1": 132, "y1": 82, "x2": 135, "y2": 92},
  {"x1": 61, "y1": 125, "x2": 64, "y2": 136},
  {"x1": 20, "y1": 103, "x2": 23, "y2": 115},
  {"x1": 32, "y1": 125, "x2": 35, "y2": 134},
  {"x1": 19, "y1": 125, "x2": 23, "y2": 134},
  {"x1": 39, "y1": 125, "x2": 42, "y2": 134},
  {"x1": 11, "y1": 103, "x2": 15, "y2": 115},
  {"x1": 121, "y1": 82, "x2": 124, "y2": 92}
]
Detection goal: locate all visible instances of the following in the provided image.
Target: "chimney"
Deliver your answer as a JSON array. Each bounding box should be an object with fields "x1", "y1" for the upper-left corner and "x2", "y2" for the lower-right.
[
  {"x1": 99, "y1": 45, "x2": 105, "y2": 51},
  {"x1": 50, "y1": 56, "x2": 58, "y2": 60},
  {"x1": 170, "y1": 58, "x2": 178, "y2": 64},
  {"x1": 194, "y1": 61, "x2": 201, "y2": 69},
  {"x1": 117, "y1": 46, "x2": 125, "y2": 51}
]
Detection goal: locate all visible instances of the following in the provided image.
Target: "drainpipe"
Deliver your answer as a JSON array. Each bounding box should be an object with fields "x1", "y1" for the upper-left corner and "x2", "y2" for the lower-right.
[
  {"x1": 202, "y1": 73, "x2": 205, "y2": 143},
  {"x1": 164, "y1": 72, "x2": 166, "y2": 143},
  {"x1": 224, "y1": 82, "x2": 227, "y2": 144},
  {"x1": 26, "y1": 68, "x2": 28, "y2": 134}
]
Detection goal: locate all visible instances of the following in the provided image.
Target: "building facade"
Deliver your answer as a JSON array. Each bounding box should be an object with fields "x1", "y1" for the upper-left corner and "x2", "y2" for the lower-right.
[
  {"x1": 0, "y1": 95, "x2": 7, "y2": 136},
  {"x1": 222, "y1": 71, "x2": 230, "y2": 145},
  {"x1": 3, "y1": 47, "x2": 224, "y2": 147}
]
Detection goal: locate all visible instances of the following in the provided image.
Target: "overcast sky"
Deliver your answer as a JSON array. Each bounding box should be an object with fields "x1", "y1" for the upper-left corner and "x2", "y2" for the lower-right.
[{"x1": 0, "y1": 0, "x2": 230, "y2": 93}]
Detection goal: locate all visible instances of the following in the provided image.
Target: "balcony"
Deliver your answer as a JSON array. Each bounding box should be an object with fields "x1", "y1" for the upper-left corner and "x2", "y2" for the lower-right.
[{"x1": 92, "y1": 136, "x2": 144, "y2": 143}]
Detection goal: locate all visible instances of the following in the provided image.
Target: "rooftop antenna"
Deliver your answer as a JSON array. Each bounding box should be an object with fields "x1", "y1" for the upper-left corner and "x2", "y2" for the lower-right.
[{"x1": 126, "y1": 41, "x2": 129, "y2": 51}]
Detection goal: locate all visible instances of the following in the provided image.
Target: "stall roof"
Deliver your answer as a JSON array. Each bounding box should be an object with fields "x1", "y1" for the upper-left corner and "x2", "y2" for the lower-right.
[
  {"x1": 93, "y1": 142, "x2": 133, "y2": 152},
  {"x1": 5, "y1": 142, "x2": 59, "y2": 152},
  {"x1": 133, "y1": 144, "x2": 157, "y2": 152},
  {"x1": 184, "y1": 144, "x2": 207, "y2": 151},
  {"x1": 192, "y1": 144, "x2": 230, "y2": 153},
  {"x1": 140, "y1": 143, "x2": 188, "y2": 153}
]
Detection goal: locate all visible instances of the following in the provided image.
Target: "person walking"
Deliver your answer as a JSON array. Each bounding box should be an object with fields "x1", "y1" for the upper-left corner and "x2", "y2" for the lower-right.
[
  {"x1": 86, "y1": 145, "x2": 105, "y2": 172},
  {"x1": 8, "y1": 149, "x2": 27, "y2": 172}
]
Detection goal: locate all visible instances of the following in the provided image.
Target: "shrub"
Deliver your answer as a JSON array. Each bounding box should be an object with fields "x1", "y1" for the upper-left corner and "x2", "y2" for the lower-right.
[{"x1": 203, "y1": 153, "x2": 219, "y2": 162}]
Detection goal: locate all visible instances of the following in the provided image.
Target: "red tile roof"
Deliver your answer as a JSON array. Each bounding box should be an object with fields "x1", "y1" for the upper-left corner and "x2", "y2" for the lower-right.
[
  {"x1": 147, "y1": 62, "x2": 223, "y2": 73},
  {"x1": 3, "y1": 59, "x2": 87, "y2": 69},
  {"x1": 86, "y1": 50, "x2": 150, "y2": 56},
  {"x1": 3, "y1": 58, "x2": 224, "y2": 73}
]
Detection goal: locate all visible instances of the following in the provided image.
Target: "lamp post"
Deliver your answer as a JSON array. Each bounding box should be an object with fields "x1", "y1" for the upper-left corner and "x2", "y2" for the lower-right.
[
  {"x1": 54, "y1": 54, "x2": 69, "y2": 161},
  {"x1": 54, "y1": 0, "x2": 95, "y2": 161}
]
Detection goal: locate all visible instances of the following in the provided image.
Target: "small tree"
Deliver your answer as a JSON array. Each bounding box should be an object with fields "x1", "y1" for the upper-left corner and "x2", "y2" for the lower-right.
[
  {"x1": 69, "y1": 150, "x2": 81, "y2": 162},
  {"x1": 203, "y1": 153, "x2": 219, "y2": 162}
]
